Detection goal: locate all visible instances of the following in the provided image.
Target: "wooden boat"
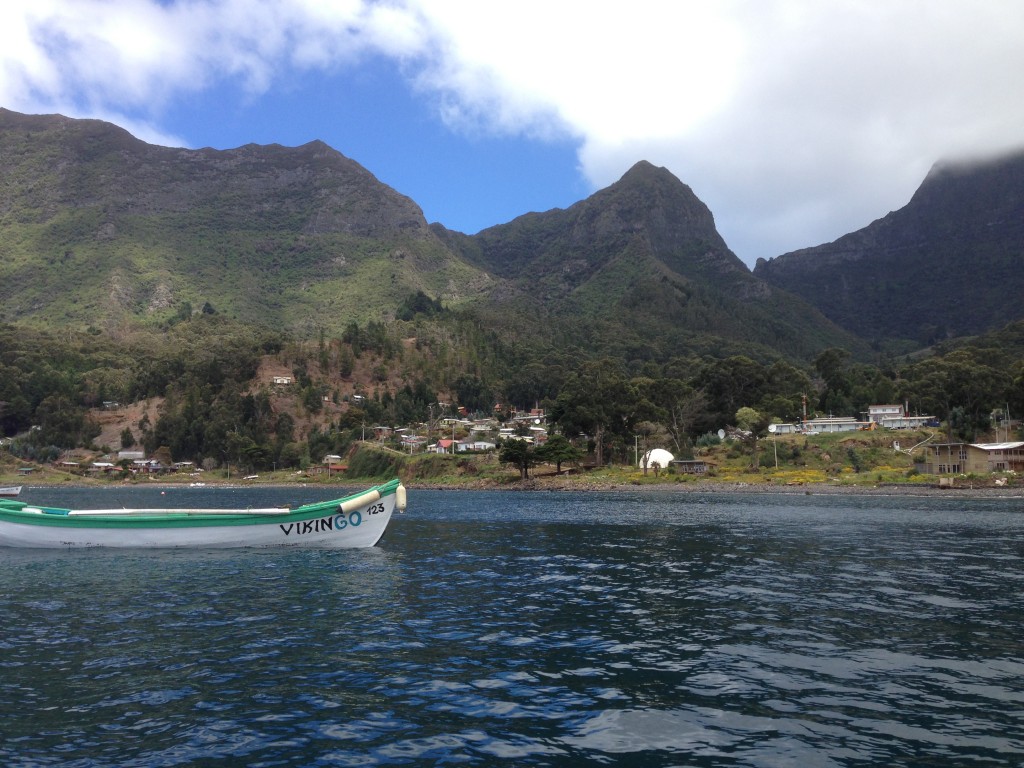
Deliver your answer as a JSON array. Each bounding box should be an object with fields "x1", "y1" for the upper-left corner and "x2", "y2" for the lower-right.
[
  {"x1": 0, "y1": 479, "x2": 405, "y2": 549},
  {"x1": 0, "y1": 486, "x2": 22, "y2": 497}
]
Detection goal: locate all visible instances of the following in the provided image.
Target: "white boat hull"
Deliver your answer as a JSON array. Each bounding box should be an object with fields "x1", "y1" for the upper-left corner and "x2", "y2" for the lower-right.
[{"x1": 0, "y1": 481, "x2": 404, "y2": 549}]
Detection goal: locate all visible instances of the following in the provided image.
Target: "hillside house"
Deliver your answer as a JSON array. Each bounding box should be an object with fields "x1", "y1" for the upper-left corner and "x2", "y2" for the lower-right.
[
  {"x1": 866, "y1": 404, "x2": 937, "y2": 429},
  {"x1": 458, "y1": 440, "x2": 496, "y2": 452},
  {"x1": 868, "y1": 404, "x2": 904, "y2": 423},
  {"x1": 768, "y1": 423, "x2": 801, "y2": 434},
  {"x1": 922, "y1": 442, "x2": 1024, "y2": 474},
  {"x1": 803, "y1": 416, "x2": 867, "y2": 433},
  {"x1": 401, "y1": 435, "x2": 427, "y2": 450},
  {"x1": 671, "y1": 459, "x2": 710, "y2": 475}
]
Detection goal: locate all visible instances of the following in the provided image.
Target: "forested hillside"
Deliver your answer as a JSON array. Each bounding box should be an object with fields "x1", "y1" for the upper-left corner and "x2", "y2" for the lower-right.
[
  {"x1": 3, "y1": 309, "x2": 1022, "y2": 475},
  {"x1": 439, "y1": 161, "x2": 863, "y2": 362},
  {"x1": 2, "y1": 109, "x2": 1023, "y2": 474}
]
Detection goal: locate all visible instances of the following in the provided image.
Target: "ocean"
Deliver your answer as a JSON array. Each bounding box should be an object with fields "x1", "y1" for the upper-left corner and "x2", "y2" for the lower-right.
[{"x1": 1, "y1": 486, "x2": 1022, "y2": 766}]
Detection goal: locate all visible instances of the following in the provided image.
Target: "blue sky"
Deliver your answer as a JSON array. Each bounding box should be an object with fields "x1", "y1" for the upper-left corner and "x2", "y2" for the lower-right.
[
  {"x1": 160, "y1": 59, "x2": 589, "y2": 232},
  {"x1": 3, "y1": 1, "x2": 1024, "y2": 266}
]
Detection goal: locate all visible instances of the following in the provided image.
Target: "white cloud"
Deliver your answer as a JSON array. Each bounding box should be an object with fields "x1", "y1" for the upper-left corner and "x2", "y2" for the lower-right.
[
  {"x1": 407, "y1": 1, "x2": 744, "y2": 144},
  {"x1": 566, "y1": 2, "x2": 1024, "y2": 261},
  {"x1": 2, "y1": 0, "x2": 1023, "y2": 263}
]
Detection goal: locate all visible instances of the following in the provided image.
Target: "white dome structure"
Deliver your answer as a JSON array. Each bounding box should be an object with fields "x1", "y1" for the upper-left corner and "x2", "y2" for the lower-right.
[{"x1": 640, "y1": 448, "x2": 674, "y2": 469}]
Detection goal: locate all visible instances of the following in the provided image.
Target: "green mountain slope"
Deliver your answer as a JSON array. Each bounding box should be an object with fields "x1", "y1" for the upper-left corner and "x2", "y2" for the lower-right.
[
  {"x1": 753, "y1": 149, "x2": 1024, "y2": 345},
  {"x1": 1, "y1": 110, "x2": 860, "y2": 363},
  {"x1": 444, "y1": 161, "x2": 864, "y2": 361},
  {"x1": 0, "y1": 108, "x2": 484, "y2": 334}
]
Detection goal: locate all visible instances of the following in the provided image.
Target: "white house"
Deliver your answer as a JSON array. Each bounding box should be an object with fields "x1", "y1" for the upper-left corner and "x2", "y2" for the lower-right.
[
  {"x1": 802, "y1": 416, "x2": 867, "y2": 433},
  {"x1": 458, "y1": 440, "x2": 496, "y2": 452},
  {"x1": 868, "y1": 404, "x2": 904, "y2": 423}
]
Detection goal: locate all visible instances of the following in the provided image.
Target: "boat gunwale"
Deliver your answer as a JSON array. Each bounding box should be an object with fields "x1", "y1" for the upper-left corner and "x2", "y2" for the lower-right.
[{"x1": 0, "y1": 479, "x2": 401, "y2": 530}]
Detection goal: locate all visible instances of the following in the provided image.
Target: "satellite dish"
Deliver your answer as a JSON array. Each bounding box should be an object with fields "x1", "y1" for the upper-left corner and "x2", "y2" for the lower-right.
[
  {"x1": 768, "y1": 423, "x2": 777, "y2": 433},
  {"x1": 717, "y1": 429, "x2": 725, "y2": 439}
]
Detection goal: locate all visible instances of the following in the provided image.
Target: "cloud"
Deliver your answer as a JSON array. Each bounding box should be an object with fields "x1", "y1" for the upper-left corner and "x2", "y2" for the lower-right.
[
  {"x1": 567, "y1": 2, "x2": 1024, "y2": 261},
  {"x1": 407, "y1": 1, "x2": 743, "y2": 143},
  {"x1": 2, "y1": 1, "x2": 1023, "y2": 263}
]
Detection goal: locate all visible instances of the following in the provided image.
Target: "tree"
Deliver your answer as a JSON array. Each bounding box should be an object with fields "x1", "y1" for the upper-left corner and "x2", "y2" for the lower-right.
[
  {"x1": 152, "y1": 445, "x2": 174, "y2": 468},
  {"x1": 814, "y1": 348, "x2": 853, "y2": 415},
  {"x1": 534, "y1": 434, "x2": 583, "y2": 474},
  {"x1": 735, "y1": 406, "x2": 770, "y2": 469},
  {"x1": 900, "y1": 350, "x2": 1009, "y2": 438},
  {"x1": 698, "y1": 356, "x2": 768, "y2": 429},
  {"x1": 33, "y1": 394, "x2": 89, "y2": 448},
  {"x1": 453, "y1": 373, "x2": 491, "y2": 414},
  {"x1": 635, "y1": 420, "x2": 660, "y2": 475},
  {"x1": 549, "y1": 359, "x2": 652, "y2": 466},
  {"x1": 646, "y1": 378, "x2": 707, "y2": 454},
  {"x1": 499, "y1": 438, "x2": 536, "y2": 480},
  {"x1": 761, "y1": 360, "x2": 813, "y2": 422}
]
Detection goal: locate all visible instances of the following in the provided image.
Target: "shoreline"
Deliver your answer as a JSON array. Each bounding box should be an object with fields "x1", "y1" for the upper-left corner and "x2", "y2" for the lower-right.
[
  {"x1": 405, "y1": 479, "x2": 1024, "y2": 498},
  {"x1": 10, "y1": 476, "x2": 1024, "y2": 499}
]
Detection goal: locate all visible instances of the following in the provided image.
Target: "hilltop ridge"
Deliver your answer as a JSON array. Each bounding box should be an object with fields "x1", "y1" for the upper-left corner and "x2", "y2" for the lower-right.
[{"x1": 0, "y1": 109, "x2": 857, "y2": 362}]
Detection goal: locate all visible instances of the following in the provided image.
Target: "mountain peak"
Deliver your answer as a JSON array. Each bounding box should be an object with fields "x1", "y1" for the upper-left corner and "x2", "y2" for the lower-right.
[
  {"x1": 619, "y1": 159, "x2": 663, "y2": 178},
  {"x1": 588, "y1": 161, "x2": 735, "y2": 262},
  {"x1": 455, "y1": 158, "x2": 752, "y2": 295},
  {"x1": 753, "y1": 147, "x2": 1024, "y2": 342},
  {"x1": 612, "y1": 160, "x2": 694, "y2": 195}
]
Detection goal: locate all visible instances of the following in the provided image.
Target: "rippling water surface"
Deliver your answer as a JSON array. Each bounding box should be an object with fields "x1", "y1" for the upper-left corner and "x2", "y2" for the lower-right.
[{"x1": 2, "y1": 486, "x2": 1023, "y2": 766}]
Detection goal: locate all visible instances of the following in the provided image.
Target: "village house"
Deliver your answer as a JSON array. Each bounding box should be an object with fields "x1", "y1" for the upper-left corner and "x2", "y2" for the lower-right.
[
  {"x1": 401, "y1": 434, "x2": 427, "y2": 451},
  {"x1": 922, "y1": 442, "x2": 1024, "y2": 475},
  {"x1": 801, "y1": 416, "x2": 868, "y2": 433},
  {"x1": 769, "y1": 404, "x2": 937, "y2": 435},
  {"x1": 865, "y1": 404, "x2": 937, "y2": 429},
  {"x1": 868, "y1": 404, "x2": 904, "y2": 423},
  {"x1": 671, "y1": 458, "x2": 711, "y2": 475},
  {"x1": 755, "y1": 417, "x2": 867, "y2": 434},
  {"x1": 457, "y1": 439, "x2": 497, "y2": 452}
]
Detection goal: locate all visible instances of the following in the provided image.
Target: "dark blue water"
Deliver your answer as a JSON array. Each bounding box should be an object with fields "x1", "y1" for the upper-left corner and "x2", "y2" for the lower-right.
[{"x1": 2, "y1": 487, "x2": 1023, "y2": 766}]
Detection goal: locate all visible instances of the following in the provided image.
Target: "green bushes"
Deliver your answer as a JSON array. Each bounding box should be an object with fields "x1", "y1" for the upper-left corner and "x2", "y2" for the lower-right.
[{"x1": 345, "y1": 445, "x2": 404, "y2": 479}]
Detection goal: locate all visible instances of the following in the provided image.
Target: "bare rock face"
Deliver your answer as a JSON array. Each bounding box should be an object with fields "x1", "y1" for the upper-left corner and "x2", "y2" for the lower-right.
[
  {"x1": 754, "y1": 150, "x2": 1024, "y2": 343},
  {"x1": 148, "y1": 282, "x2": 174, "y2": 313}
]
